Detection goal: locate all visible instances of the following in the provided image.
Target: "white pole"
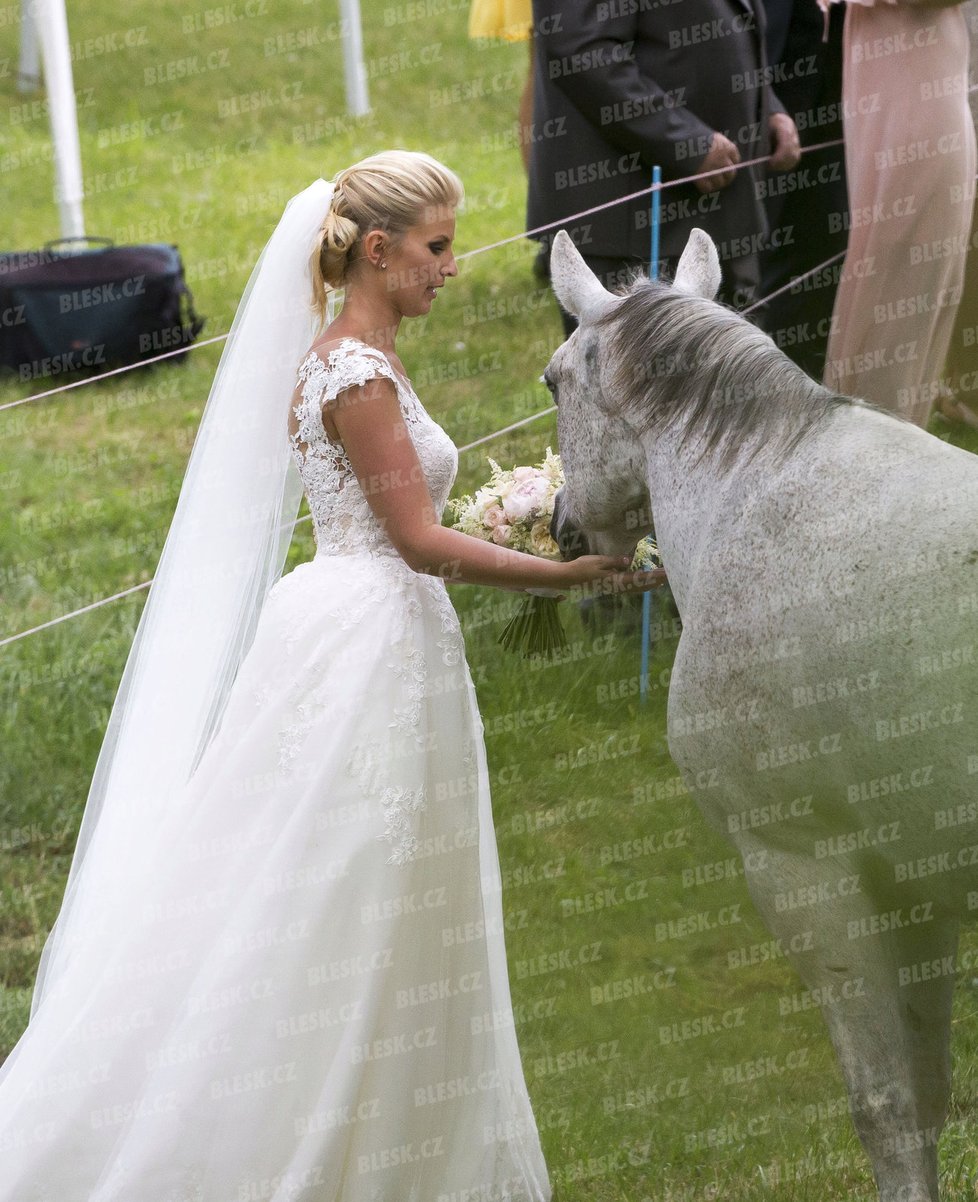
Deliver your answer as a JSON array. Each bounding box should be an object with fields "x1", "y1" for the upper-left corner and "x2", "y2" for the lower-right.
[
  {"x1": 339, "y1": 0, "x2": 370, "y2": 117},
  {"x1": 34, "y1": 0, "x2": 86, "y2": 239},
  {"x1": 17, "y1": 0, "x2": 41, "y2": 92}
]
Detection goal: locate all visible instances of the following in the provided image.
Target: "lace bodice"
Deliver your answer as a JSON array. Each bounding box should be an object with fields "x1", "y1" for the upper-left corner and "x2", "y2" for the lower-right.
[{"x1": 289, "y1": 338, "x2": 459, "y2": 558}]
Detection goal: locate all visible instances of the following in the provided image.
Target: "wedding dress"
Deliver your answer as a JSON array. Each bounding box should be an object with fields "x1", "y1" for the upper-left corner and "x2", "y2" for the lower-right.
[{"x1": 0, "y1": 337, "x2": 551, "y2": 1202}]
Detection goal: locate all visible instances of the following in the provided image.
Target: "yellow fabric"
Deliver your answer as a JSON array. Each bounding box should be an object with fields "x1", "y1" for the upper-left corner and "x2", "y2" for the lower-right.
[{"x1": 468, "y1": 0, "x2": 532, "y2": 41}]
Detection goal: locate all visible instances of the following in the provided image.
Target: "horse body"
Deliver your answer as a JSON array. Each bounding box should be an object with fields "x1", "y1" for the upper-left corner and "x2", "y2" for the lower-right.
[
  {"x1": 545, "y1": 228, "x2": 978, "y2": 1202},
  {"x1": 661, "y1": 391, "x2": 978, "y2": 889}
]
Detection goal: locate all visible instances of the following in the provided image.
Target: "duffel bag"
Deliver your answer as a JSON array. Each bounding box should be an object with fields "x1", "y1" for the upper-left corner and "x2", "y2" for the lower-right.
[{"x1": 0, "y1": 236, "x2": 206, "y2": 383}]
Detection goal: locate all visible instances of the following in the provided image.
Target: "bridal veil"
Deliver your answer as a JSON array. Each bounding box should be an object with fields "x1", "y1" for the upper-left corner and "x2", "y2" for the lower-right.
[{"x1": 12, "y1": 179, "x2": 336, "y2": 1038}]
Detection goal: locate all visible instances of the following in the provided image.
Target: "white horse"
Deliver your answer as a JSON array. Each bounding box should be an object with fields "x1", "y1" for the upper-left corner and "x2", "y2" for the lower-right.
[{"x1": 545, "y1": 227, "x2": 978, "y2": 1202}]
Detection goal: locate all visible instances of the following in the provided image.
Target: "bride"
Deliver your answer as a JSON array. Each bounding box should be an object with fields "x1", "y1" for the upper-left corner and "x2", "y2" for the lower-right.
[{"x1": 0, "y1": 150, "x2": 664, "y2": 1200}]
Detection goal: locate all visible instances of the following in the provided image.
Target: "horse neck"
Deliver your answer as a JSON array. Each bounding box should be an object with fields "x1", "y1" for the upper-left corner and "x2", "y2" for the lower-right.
[{"x1": 638, "y1": 416, "x2": 770, "y2": 618}]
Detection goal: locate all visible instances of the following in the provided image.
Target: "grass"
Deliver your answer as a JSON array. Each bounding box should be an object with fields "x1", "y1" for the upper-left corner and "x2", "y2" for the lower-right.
[{"x1": 2, "y1": 0, "x2": 978, "y2": 1196}]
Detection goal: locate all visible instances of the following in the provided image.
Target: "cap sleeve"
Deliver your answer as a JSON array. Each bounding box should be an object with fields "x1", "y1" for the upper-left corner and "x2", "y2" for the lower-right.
[
  {"x1": 292, "y1": 341, "x2": 403, "y2": 455},
  {"x1": 319, "y1": 340, "x2": 399, "y2": 403}
]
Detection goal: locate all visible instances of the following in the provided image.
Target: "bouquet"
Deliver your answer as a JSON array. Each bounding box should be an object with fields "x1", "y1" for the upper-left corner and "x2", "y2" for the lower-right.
[{"x1": 446, "y1": 447, "x2": 661, "y2": 657}]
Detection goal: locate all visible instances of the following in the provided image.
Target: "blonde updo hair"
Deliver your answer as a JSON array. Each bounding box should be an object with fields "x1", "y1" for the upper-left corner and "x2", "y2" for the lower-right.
[{"x1": 311, "y1": 150, "x2": 464, "y2": 328}]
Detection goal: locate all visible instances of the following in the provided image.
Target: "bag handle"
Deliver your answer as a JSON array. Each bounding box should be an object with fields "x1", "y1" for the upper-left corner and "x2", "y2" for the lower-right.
[
  {"x1": 43, "y1": 236, "x2": 115, "y2": 251},
  {"x1": 179, "y1": 279, "x2": 206, "y2": 339}
]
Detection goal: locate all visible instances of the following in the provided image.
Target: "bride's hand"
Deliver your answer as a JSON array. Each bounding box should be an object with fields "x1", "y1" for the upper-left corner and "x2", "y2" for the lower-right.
[{"x1": 556, "y1": 555, "x2": 667, "y2": 598}]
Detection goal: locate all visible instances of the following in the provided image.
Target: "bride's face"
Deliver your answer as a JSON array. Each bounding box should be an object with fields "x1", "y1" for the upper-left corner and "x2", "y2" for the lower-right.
[{"x1": 382, "y1": 206, "x2": 458, "y2": 316}]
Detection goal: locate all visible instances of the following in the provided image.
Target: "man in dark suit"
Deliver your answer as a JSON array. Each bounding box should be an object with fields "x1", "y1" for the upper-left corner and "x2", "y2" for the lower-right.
[{"x1": 527, "y1": 0, "x2": 801, "y2": 334}]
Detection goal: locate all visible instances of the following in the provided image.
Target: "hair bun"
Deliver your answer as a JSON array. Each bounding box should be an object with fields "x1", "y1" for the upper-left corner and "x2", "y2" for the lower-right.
[{"x1": 318, "y1": 203, "x2": 359, "y2": 289}]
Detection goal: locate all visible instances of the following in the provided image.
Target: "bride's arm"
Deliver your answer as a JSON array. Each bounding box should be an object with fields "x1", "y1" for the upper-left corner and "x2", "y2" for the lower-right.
[{"x1": 329, "y1": 376, "x2": 641, "y2": 593}]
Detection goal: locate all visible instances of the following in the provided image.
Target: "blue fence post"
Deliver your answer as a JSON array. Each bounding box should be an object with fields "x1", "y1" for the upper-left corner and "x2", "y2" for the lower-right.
[{"x1": 640, "y1": 164, "x2": 661, "y2": 705}]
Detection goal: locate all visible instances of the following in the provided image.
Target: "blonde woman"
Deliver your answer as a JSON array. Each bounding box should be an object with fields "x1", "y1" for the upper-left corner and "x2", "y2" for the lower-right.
[
  {"x1": 822, "y1": 0, "x2": 977, "y2": 425},
  {"x1": 0, "y1": 152, "x2": 663, "y2": 1199}
]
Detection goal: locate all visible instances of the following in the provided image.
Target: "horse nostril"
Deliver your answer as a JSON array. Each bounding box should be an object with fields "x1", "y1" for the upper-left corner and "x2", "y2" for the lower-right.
[
  {"x1": 550, "y1": 489, "x2": 589, "y2": 560},
  {"x1": 558, "y1": 526, "x2": 589, "y2": 560},
  {"x1": 549, "y1": 493, "x2": 562, "y2": 544}
]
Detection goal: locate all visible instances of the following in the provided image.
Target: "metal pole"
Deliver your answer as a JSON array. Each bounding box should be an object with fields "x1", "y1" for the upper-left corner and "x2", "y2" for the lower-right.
[
  {"x1": 18, "y1": 0, "x2": 41, "y2": 92},
  {"x1": 338, "y1": 0, "x2": 370, "y2": 116},
  {"x1": 35, "y1": 0, "x2": 86, "y2": 238}
]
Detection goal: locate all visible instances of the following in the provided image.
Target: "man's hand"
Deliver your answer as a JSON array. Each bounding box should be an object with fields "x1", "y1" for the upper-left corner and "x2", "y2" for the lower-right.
[
  {"x1": 769, "y1": 112, "x2": 802, "y2": 171},
  {"x1": 694, "y1": 132, "x2": 741, "y2": 193}
]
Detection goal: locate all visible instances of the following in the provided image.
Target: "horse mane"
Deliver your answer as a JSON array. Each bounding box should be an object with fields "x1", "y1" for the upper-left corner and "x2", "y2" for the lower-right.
[{"x1": 594, "y1": 276, "x2": 887, "y2": 472}]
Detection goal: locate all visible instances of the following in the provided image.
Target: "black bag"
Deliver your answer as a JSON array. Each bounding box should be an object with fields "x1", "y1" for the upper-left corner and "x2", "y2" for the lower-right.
[{"x1": 0, "y1": 237, "x2": 205, "y2": 383}]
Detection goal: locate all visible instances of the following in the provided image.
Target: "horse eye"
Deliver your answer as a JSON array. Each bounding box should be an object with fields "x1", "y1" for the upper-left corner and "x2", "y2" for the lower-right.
[{"x1": 540, "y1": 371, "x2": 557, "y2": 399}]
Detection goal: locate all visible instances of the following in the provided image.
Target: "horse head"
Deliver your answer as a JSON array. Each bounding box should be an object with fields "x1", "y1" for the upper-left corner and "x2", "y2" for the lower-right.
[{"x1": 546, "y1": 227, "x2": 722, "y2": 562}]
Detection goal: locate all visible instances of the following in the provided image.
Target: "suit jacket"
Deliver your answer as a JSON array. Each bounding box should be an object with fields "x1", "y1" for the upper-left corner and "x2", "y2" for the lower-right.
[{"x1": 526, "y1": 0, "x2": 788, "y2": 265}]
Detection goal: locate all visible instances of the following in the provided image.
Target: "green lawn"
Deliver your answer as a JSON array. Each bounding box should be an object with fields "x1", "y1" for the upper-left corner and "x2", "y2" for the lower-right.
[{"x1": 2, "y1": 1, "x2": 978, "y2": 1197}]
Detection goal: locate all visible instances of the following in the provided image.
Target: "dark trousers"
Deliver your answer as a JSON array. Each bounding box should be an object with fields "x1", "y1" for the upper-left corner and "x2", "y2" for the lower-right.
[{"x1": 751, "y1": 0, "x2": 848, "y2": 381}]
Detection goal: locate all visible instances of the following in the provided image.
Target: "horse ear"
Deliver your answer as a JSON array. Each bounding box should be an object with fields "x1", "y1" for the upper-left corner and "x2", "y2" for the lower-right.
[
  {"x1": 548, "y1": 229, "x2": 616, "y2": 321},
  {"x1": 673, "y1": 228, "x2": 721, "y2": 299}
]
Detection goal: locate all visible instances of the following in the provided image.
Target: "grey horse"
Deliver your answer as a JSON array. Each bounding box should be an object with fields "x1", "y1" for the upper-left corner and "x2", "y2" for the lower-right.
[{"x1": 546, "y1": 227, "x2": 978, "y2": 1202}]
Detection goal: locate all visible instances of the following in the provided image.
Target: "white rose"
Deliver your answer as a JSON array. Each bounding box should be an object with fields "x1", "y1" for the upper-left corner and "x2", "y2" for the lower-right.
[
  {"x1": 529, "y1": 520, "x2": 560, "y2": 559},
  {"x1": 474, "y1": 487, "x2": 500, "y2": 509}
]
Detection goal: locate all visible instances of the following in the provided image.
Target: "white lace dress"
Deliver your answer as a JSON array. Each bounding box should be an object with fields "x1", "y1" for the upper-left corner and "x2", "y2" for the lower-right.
[{"x1": 0, "y1": 339, "x2": 551, "y2": 1202}]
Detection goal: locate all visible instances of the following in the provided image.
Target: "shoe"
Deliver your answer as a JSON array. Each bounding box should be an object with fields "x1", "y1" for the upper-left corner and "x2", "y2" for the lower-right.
[{"x1": 935, "y1": 386, "x2": 978, "y2": 430}]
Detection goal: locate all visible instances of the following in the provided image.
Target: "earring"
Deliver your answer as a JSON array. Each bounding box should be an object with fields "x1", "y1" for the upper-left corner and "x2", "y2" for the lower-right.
[{"x1": 380, "y1": 261, "x2": 387, "y2": 270}]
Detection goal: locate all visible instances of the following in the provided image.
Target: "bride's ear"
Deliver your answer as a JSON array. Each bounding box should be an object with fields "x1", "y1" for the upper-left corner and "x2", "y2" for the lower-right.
[{"x1": 361, "y1": 229, "x2": 388, "y2": 270}]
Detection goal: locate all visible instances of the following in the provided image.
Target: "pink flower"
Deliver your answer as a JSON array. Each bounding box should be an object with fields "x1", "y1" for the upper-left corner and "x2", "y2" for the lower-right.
[
  {"x1": 482, "y1": 503, "x2": 506, "y2": 528},
  {"x1": 491, "y1": 523, "x2": 512, "y2": 546},
  {"x1": 502, "y1": 476, "x2": 551, "y2": 523}
]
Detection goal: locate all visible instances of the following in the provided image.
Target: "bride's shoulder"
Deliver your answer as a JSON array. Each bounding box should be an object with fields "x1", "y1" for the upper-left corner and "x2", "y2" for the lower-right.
[
  {"x1": 306, "y1": 335, "x2": 368, "y2": 358},
  {"x1": 302, "y1": 337, "x2": 396, "y2": 377},
  {"x1": 297, "y1": 337, "x2": 402, "y2": 403}
]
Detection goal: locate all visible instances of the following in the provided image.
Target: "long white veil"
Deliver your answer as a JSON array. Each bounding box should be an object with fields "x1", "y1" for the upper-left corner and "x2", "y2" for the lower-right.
[{"x1": 21, "y1": 178, "x2": 336, "y2": 1026}]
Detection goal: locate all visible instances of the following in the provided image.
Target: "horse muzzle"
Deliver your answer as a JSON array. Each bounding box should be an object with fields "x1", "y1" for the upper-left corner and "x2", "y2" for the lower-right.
[{"x1": 550, "y1": 487, "x2": 590, "y2": 560}]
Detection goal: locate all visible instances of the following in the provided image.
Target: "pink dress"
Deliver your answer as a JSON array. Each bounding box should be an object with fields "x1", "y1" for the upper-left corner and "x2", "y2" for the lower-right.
[{"x1": 821, "y1": 0, "x2": 976, "y2": 425}]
